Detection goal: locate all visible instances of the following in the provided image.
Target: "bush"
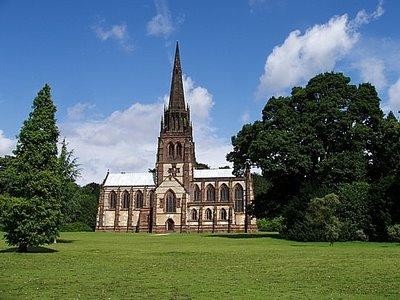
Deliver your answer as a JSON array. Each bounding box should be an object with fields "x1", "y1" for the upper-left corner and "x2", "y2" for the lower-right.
[
  {"x1": 61, "y1": 222, "x2": 93, "y2": 232},
  {"x1": 387, "y1": 224, "x2": 400, "y2": 242},
  {"x1": 257, "y1": 216, "x2": 284, "y2": 232},
  {"x1": 282, "y1": 194, "x2": 342, "y2": 243}
]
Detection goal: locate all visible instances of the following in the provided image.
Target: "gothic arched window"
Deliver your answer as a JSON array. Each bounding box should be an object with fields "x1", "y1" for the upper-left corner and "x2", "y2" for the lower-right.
[
  {"x1": 234, "y1": 184, "x2": 244, "y2": 212},
  {"x1": 206, "y1": 184, "x2": 215, "y2": 202},
  {"x1": 109, "y1": 191, "x2": 117, "y2": 209},
  {"x1": 122, "y1": 191, "x2": 130, "y2": 209},
  {"x1": 149, "y1": 191, "x2": 155, "y2": 208},
  {"x1": 168, "y1": 142, "x2": 175, "y2": 159},
  {"x1": 166, "y1": 190, "x2": 176, "y2": 213},
  {"x1": 220, "y1": 184, "x2": 229, "y2": 202},
  {"x1": 220, "y1": 208, "x2": 227, "y2": 220},
  {"x1": 191, "y1": 209, "x2": 198, "y2": 221},
  {"x1": 176, "y1": 142, "x2": 183, "y2": 158},
  {"x1": 135, "y1": 191, "x2": 143, "y2": 209},
  {"x1": 194, "y1": 184, "x2": 201, "y2": 202},
  {"x1": 205, "y1": 208, "x2": 212, "y2": 220}
]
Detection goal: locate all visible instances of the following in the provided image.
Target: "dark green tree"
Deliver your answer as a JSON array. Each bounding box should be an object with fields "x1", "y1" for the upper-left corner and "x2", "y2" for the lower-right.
[
  {"x1": 227, "y1": 73, "x2": 400, "y2": 241},
  {"x1": 0, "y1": 84, "x2": 62, "y2": 251},
  {"x1": 59, "y1": 138, "x2": 80, "y2": 182}
]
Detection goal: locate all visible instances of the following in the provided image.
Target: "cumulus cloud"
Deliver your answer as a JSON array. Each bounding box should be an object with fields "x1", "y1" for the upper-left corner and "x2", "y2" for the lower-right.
[
  {"x1": 352, "y1": 58, "x2": 387, "y2": 90},
  {"x1": 388, "y1": 78, "x2": 400, "y2": 113},
  {"x1": 256, "y1": 1, "x2": 384, "y2": 98},
  {"x1": 92, "y1": 21, "x2": 134, "y2": 52},
  {"x1": 62, "y1": 76, "x2": 230, "y2": 184},
  {"x1": 147, "y1": 0, "x2": 177, "y2": 38},
  {"x1": 0, "y1": 130, "x2": 15, "y2": 156}
]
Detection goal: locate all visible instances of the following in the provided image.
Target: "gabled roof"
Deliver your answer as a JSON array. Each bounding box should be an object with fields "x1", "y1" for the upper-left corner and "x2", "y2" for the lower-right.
[
  {"x1": 193, "y1": 168, "x2": 237, "y2": 179},
  {"x1": 104, "y1": 172, "x2": 155, "y2": 187}
]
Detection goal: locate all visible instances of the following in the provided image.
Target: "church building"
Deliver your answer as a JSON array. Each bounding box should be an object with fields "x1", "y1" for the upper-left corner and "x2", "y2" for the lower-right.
[{"x1": 96, "y1": 43, "x2": 256, "y2": 233}]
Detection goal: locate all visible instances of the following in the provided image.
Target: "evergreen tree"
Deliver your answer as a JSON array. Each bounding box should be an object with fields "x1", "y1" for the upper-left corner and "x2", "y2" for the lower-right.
[
  {"x1": 0, "y1": 84, "x2": 62, "y2": 251},
  {"x1": 58, "y1": 138, "x2": 80, "y2": 182}
]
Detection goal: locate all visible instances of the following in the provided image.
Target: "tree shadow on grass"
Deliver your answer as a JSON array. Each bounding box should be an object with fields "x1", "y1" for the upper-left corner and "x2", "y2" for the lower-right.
[
  {"x1": 56, "y1": 239, "x2": 74, "y2": 244},
  {"x1": 0, "y1": 246, "x2": 58, "y2": 253},
  {"x1": 206, "y1": 232, "x2": 284, "y2": 240}
]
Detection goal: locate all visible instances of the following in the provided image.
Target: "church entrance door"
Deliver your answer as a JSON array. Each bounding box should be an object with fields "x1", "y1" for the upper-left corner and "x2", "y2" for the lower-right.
[{"x1": 166, "y1": 218, "x2": 175, "y2": 232}]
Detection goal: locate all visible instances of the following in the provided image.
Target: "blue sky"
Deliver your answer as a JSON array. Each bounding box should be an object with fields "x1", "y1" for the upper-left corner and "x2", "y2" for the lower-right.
[{"x1": 0, "y1": 0, "x2": 399, "y2": 183}]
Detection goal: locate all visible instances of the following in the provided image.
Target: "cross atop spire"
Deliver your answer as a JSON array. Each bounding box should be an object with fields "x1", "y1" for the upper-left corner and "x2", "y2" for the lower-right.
[{"x1": 168, "y1": 42, "x2": 185, "y2": 110}]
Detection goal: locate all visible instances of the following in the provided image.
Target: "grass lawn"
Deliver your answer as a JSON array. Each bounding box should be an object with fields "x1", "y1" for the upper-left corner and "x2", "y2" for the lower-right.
[{"x1": 1, "y1": 232, "x2": 399, "y2": 299}]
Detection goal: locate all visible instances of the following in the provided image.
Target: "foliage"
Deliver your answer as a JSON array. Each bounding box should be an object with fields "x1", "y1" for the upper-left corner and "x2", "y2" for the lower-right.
[
  {"x1": 257, "y1": 216, "x2": 284, "y2": 232},
  {"x1": 58, "y1": 139, "x2": 80, "y2": 182},
  {"x1": 227, "y1": 72, "x2": 400, "y2": 241},
  {"x1": 337, "y1": 182, "x2": 370, "y2": 241},
  {"x1": 0, "y1": 195, "x2": 61, "y2": 252},
  {"x1": 60, "y1": 222, "x2": 93, "y2": 232},
  {"x1": 195, "y1": 162, "x2": 210, "y2": 169},
  {"x1": 284, "y1": 194, "x2": 342, "y2": 243},
  {"x1": 58, "y1": 181, "x2": 100, "y2": 231},
  {"x1": 387, "y1": 224, "x2": 400, "y2": 243},
  {"x1": 0, "y1": 85, "x2": 62, "y2": 251}
]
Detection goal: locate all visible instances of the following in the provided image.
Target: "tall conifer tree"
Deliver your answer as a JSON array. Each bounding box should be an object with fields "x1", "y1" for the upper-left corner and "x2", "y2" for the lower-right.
[{"x1": 0, "y1": 84, "x2": 62, "y2": 252}]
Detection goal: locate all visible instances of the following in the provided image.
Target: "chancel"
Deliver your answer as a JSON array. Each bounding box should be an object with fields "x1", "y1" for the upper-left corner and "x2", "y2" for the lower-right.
[{"x1": 96, "y1": 43, "x2": 256, "y2": 233}]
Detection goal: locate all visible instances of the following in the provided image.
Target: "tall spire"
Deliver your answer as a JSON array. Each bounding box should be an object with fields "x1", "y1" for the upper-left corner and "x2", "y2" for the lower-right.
[{"x1": 168, "y1": 42, "x2": 185, "y2": 110}]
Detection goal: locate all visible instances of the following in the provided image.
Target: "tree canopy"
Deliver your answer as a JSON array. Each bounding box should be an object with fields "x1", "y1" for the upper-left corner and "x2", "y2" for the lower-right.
[{"x1": 228, "y1": 72, "x2": 400, "y2": 241}]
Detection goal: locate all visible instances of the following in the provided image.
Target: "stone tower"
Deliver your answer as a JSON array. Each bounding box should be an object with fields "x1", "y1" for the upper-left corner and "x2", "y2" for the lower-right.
[{"x1": 156, "y1": 42, "x2": 196, "y2": 191}]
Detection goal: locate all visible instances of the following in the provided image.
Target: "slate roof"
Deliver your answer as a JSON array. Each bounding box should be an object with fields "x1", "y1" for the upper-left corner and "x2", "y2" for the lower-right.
[{"x1": 104, "y1": 172, "x2": 155, "y2": 187}]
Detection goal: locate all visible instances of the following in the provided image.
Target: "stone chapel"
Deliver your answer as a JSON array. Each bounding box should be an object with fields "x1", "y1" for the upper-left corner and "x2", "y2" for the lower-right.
[{"x1": 96, "y1": 43, "x2": 256, "y2": 233}]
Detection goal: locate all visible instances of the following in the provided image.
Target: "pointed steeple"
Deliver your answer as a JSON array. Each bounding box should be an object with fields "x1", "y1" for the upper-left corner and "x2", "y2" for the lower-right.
[{"x1": 168, "y1": 42, "x2": 185, "y2": 110}]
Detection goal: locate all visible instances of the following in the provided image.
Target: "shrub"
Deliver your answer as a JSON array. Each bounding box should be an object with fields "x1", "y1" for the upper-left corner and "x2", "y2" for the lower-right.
[
  {"x1": 387, "y1": 224, "x2": 400, "y2": 242},
  {"x1": 257, "y1": 216, "x2": 284, "y2": 232},
  {"x1": 337, "y1": 182, "x2": 370, "y2": 241},
  {"x1": 61, "y1": 222, "x2": 93, "y2": 232},
  {"x1": 282, "y1": 194, "x2": 343, "y2": 243}
]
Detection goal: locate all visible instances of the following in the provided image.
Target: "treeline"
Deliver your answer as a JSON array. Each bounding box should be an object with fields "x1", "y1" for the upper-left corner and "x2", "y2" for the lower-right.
[
  {"x1": 228, "y1": 73, "x2": 400, "y2": 242},
  {"x1": 0, "y1": 85, "x2": 99, "y2": 251}
]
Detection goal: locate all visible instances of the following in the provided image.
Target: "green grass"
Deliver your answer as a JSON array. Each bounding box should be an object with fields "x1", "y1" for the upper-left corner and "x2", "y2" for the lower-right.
[{"x1": 1, "y1": 232, "x2": 399, "y2": 299}]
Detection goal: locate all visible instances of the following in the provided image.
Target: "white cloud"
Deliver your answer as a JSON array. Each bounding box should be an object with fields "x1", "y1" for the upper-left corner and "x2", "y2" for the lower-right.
[
  {"x1": 67, "y1": 102, "x2": 96, "y2": 120},
  {"x1": 62, "y1": 76, "x2": 230, "y2": 185},
  {"x1": 147, "y1": 0, "x2": 175, "y2": 38},
  {"x1": 388, "y1": 78, "x2": 400, "y2": 113},
  {"x1": 352, "y1": 0, "x2": 384, "y2": 27},
  {"x1": 92, "y1": 21, "x2": 134, "y2": 52},
  {"x1": 0, "y1": 130, "x2": 15, "y2": 156},
  {"x1": 353, "y1": 58, "x2": 387, "y2": 90},
  {"x1": 256, "y1": 2, "x2": 384, "y2": 98}
]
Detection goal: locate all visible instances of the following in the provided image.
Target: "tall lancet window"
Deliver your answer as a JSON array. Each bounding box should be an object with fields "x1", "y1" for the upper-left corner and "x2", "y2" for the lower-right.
[
  {"x1": 135, "y1": 191, "x2": 143, "y2": 209},
  {"x1": 168, "y1": 142, "x2": 175, "y2": 159},
  {"x1": 122, "y1": 191, "x2": 130, "y2": 209},
  {"x1": 220, "y1": 184, "x2": 229, "y2": 202},
  {"x1": 234, "y1": 184, "x2": 244, "y2": 212},
  {"x1": 109, "y1": 191, "x2": 117, "y2": 209},
  {"x1": 166, "y1": 190, "x2": 176, "y2": 213},
  {"x1": 194, "y1": 185, "x2": 201, "y2": 202},
  {"x1": 206, "y1": 184, "x2": 215, "y2": 202},
  {"x1": 176, "y1": 142, "x2": 183, "y2": 159}
]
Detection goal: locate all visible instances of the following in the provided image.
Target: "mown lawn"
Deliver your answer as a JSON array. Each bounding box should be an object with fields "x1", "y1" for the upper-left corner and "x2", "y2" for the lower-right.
[{"x1": 0, "y1": 232, "x2": 399, "y2": 299}]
